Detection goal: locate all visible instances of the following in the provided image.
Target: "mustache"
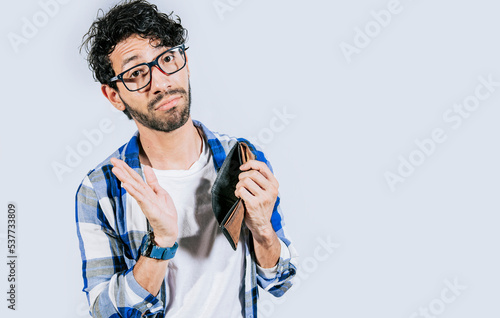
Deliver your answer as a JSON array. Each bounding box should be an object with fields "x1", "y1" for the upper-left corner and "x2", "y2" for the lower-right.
[{"x1": 148, "y1": 88, "x2": 188, "y2": 111}]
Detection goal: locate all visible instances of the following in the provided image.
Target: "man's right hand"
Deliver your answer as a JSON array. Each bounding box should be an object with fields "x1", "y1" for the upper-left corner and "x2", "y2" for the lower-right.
[{"x1": 110, "y1": 158, "x2": 178, "y2": 247}]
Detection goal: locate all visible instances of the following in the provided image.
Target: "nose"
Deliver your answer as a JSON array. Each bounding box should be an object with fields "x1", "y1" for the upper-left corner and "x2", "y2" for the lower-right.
[{"x1": 149, "y1": 64, "x2": 171, "y2": 93}]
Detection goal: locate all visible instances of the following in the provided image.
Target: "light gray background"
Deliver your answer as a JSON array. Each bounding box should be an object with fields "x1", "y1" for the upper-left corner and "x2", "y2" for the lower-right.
[{"x1": 1, "y1": 0, "x2": 499, "y2": 317}]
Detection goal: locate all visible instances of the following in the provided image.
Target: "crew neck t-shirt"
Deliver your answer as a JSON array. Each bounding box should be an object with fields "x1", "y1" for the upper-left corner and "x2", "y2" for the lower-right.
[{"x1": 134, "y1": 134, "x2": 245, "y2": 317}]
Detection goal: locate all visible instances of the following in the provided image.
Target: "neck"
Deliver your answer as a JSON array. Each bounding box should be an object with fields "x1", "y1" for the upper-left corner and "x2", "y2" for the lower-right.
[{"x1": 136, "y1": 117, "x2": 203, "y2": 170}]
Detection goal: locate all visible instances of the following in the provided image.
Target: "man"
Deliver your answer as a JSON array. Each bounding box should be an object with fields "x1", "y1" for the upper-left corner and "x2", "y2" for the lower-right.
[{"x1": 75, "y1": 1, "x2": 298, "y2": 317}]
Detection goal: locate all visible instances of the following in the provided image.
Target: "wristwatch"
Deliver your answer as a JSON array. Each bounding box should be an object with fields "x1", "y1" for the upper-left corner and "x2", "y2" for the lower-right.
[{"x1": 140, "y1": 232, "x2": 178, "y2": 260}]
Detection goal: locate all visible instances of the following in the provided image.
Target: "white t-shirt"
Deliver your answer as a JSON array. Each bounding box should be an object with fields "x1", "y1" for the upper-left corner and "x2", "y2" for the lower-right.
[{"x1": 138, "y1": 134, "x2": 245, "y2": 317}]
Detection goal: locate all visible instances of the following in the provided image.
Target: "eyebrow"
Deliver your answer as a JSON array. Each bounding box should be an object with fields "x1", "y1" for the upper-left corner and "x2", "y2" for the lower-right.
[
  {"x1": 121, "y1": 55, "x2": 139, "y2": 71},
  {"x1": 119, "y1": 46, "x2": 176, "y2": 71}
]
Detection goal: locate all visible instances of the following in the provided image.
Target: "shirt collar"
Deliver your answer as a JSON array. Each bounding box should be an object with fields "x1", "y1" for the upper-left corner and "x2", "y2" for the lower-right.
[{"x1": 120, "y1": 119, "x2": 226, "y2": 173}]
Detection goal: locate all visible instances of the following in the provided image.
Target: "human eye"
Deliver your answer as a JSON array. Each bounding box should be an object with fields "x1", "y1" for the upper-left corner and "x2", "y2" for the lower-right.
[
  {"x1": 162, "y1": 53, "x2": 175, "y2": 63},
  {"x1": 125, "y1": 66, "x2": 148, "y2": 79},
  {"x1": 130, "y1": 69, "x2": 143, "y2": 78}
]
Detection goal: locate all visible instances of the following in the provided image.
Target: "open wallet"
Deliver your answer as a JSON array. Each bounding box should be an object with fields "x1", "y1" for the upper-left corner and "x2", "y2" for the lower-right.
[{"x1": 211, "y1": 141, "x2": 256, "y2": 250}]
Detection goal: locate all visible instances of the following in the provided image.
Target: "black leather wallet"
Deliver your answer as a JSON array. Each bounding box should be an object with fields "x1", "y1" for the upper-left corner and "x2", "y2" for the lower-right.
[{"x1": 211, "y1": 141, "x2": 255, "y2": 250}]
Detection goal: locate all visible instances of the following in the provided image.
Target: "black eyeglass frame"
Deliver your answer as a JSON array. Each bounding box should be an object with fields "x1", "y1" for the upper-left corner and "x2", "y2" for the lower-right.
[{"x1": 109, "y1": 44, "x2": 188, "y2": 92}]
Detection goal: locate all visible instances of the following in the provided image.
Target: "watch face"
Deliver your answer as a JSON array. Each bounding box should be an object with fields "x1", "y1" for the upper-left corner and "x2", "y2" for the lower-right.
[{"x1": 140, "y1": 233, "x2": 154, "y2": 256}]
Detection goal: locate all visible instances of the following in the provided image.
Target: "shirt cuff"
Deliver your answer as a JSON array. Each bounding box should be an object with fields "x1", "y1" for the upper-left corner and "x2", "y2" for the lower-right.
[
  {"x1": 125, "y1": 268, "x2": 164, "y2": 315},
  {"x1": 256, "y1": 238, "x2": 290, "y2": 279}
]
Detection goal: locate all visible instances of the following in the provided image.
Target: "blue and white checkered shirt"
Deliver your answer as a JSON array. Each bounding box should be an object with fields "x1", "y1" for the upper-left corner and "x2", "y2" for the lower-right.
[{"x1": 75, "y1": 119, "x2": 298, "y2": 317}]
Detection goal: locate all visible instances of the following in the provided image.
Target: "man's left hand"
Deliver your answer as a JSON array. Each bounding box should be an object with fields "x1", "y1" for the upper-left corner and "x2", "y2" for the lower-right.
[{"x1": 235, "y1": 159, "x2": 279, "y2": 240}]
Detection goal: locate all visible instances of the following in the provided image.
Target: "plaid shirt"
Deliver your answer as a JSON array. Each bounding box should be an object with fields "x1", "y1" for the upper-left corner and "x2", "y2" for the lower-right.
[{"x1": 75, "y1": 119, "x2": 298, "y2": 318}]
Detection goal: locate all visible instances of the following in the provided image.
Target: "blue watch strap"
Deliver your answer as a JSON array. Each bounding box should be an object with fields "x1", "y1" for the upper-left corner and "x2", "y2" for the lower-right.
[
  {"x1": 150, "y1": 242, "x2": 178, "y2": 259},
  {"x1": 140, "y1": 232, "x2": 178, "y2": 260}
]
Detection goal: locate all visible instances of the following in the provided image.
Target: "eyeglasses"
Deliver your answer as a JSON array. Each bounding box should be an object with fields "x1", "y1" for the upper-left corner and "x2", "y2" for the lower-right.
[{"x1": 109, "y1": 44, "x2": 187, "y2": 92}]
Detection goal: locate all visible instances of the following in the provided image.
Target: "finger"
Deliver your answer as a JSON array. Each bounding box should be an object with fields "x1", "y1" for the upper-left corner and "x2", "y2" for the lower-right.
[
  {"x1": 111, "y1": 165, "x2": 147, "y2": 195},
  {"x1": 142, "y1": 165, "x2": 159, "y2": 187},
  {"x1": 143, "y1": 165, "x2": 167, "y2": 196},
  {"x1": 238, "y1": 170, "x2": 270, "y2": 191},
  {"x1": 111, "y1": 166, "x2": 135, "y2": 185},
  {"x1": 240, "y1": 160, "x2": 270, "y2": 178},
  {"x1": 122, "y1": 181, "x2": 159, "y2": 221},
  {"x1": 236, "y1": 186, "x2": 254, "y2": 203},
  {"x1": 112, "y1": 166, "x2": 146, "y2": 195},
  {"x1": 121, "y1": 182, "x2": 146, "y2": 204},
  {"x1": 112, "y1": 158, "x2": 148, "y2": 187},
  {"x1": 111, "y1": 159, "x2": 140, "y2": 184},
  {"x1": 111, "y1": 164, "x2": 154, "y2": 203},
  {"x1": 240, "y1": 160, "x2": 279, "y2": 188},
  {"x1": 237, "y1": 176, "x2": 266, "y2": 197}
]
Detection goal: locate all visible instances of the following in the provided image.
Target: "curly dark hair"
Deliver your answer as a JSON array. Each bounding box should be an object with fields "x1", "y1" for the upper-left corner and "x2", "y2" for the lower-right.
[{"x1": 81, "y1": 0, "x2": 188, "y2": 119}]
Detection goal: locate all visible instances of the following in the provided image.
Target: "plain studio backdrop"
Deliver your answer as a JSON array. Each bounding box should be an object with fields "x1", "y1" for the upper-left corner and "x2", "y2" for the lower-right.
[{"x1": 1, "y1": 0, "x2": 499, "y2": 317}]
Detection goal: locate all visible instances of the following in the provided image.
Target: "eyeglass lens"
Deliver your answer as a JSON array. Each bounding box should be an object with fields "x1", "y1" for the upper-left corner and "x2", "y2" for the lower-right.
[{"x1": 122, "y1": 47, "x2": 185, "y2": 91}]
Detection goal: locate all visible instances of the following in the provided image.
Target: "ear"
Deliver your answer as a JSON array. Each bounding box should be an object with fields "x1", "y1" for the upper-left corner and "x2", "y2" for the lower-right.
[
  {"x1": 185, "y1": 53, "x2": 190, "y2": 77},
  {"x1": 101, "y1": 84, "x2": 126, "y2": 112}
]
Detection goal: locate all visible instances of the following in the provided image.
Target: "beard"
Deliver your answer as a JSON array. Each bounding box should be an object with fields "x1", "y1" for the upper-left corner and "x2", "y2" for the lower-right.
[{"x1": 121, "y1": 82, "x2": 191, "y2": 133}]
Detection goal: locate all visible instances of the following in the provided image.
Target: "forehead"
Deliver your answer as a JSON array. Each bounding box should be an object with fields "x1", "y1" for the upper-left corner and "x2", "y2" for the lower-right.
[{"x1": 109, "y1": 35, "x2": 165, "y2": 71}]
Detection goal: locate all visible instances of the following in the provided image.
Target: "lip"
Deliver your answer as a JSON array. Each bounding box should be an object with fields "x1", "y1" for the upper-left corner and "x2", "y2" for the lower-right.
[{"x1": 155, "y1": 96, "x2": 181, "y2": 111}]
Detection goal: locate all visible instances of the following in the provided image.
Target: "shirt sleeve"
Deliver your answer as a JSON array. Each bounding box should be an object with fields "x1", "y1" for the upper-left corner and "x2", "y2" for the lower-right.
[
  {"x1": 75, "y1": 175, "x2": 166, "y2": 317},
  {"x1": 254, "y1": 157, "x2": 299, "y2": 297},
  {"x1": 256, "y1": 239, "x2": 290, "y2": 279}
]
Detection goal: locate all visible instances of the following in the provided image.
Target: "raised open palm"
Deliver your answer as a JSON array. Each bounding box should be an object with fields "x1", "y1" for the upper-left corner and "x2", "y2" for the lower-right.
[{"x1": 110, "y1": 158, "x2": 178, "y2": 247}]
